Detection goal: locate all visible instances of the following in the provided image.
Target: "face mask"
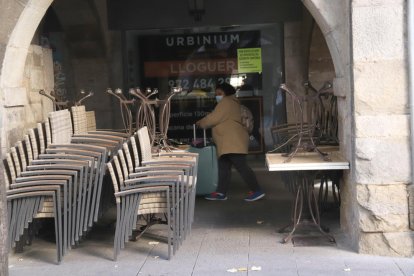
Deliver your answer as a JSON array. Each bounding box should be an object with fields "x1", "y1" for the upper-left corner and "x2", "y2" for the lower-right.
[{"x1": 215, "y1": 95, "x2": 223, "y2": 103}]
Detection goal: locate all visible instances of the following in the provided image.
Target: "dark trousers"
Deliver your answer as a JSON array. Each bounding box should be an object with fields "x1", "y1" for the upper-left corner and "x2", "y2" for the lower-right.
[{"x1": 216, "y1": 153, "x2": 260, "y2": 195}]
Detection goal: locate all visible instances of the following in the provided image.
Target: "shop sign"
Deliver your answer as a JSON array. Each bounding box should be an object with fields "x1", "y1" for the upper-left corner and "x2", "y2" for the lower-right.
[{"x1": 138, "y1": 31, "x2": 261, "y2": 91}]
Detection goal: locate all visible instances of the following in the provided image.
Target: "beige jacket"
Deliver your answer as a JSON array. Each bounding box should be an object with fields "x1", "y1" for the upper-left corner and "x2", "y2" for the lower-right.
[{"x1": 197, "y1": 95, "x2": 249, "y2": 157}]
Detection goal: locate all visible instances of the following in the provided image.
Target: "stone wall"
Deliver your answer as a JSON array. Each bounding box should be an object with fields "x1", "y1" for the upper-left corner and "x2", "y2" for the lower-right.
[
  {"x1": 351, "y1": 0, "x2": 413, "y2": 256},
  {"x1": 2, "y1": 45, "x2": 54, "y2": 151},
  {"x1": 308, "y1": 25, "x2": 335, "y2": 89},
  {"x1": 0, "y1": 0, "x2": 53, "y2": 156},
  {"x1": 410, "y1": 184, "x2": 414, "y2": 230},
  {"x1": 283, "y1": 21, "x2": 307, "y2": 124}
]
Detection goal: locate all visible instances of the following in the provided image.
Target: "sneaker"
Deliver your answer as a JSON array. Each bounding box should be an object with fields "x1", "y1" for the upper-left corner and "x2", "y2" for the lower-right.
[
  {"x1": 204, "y1": 192, "x2": 227, "y2": 201},
  {"x1": 244, "y1": 191, "x2": 265, "y2": 202}
]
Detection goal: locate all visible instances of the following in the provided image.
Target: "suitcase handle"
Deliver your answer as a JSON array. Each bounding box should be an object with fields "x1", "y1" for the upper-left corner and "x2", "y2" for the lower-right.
[{"x1": 193, "y1": 124, "x2": 207, "y2": 147}]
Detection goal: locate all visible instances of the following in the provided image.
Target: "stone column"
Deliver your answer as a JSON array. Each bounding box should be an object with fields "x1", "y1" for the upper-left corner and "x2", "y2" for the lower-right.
[
  {"x1": 352, "y1": 0, "x2": 413, "y2": 256},
  {"x1": 0, "y1": 0, "x2": 28, "y2": 273},
  {"x1": 0, "y1": 2, "x2": 53, "y2": 275}
]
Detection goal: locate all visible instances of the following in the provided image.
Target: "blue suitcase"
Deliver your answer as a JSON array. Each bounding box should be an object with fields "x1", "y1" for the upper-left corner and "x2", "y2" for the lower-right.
[{"x1": 188, "y1": 126, "x2": 218, "y2": 195}]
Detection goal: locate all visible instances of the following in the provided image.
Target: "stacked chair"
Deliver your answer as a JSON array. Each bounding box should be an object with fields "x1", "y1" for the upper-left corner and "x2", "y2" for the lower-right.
[
  {"x1": 4, "y1": 108, "x2": 126, "y2": 263},
  {"x1": 108, "y1": 155, "x2": 183, "y2": 260},
  {"x1": 85, "y1": 111, "x2": 97, "y2": 132},
  {"x1": 4, "y1": 148, "x2": 66, "y2": 263},
  {"x1": 4, "y1": 99, "x2": 199, "y2": 263},
  {"x1": 107, "y1": 126, "x2": 198, "y2": 260},
  {"x1": 136, "y1": 126, "x2": 198, "y2": 235},
  {"x1": 71, "y1": 105, "x2": 129, "y2": 140},
  {"x1": 270, "y1": 81, "x2": 338, "y2": 158},
  {"x1": 46, "y1": 109, "x2": 123, "y2": 225},
  {"x1": 269, "y1": 81, "x2": 341, "y2": 212}
]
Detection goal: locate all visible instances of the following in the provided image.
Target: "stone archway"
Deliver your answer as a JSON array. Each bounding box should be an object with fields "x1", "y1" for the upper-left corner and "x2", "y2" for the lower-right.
[{"x1": 303, "y1": 0, "x2": 413, "y2": 256}]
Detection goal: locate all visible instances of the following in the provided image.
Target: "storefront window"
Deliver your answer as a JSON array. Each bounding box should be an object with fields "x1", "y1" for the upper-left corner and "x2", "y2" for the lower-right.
[{"x1": 124, "y1": 23, "x2": 285, "y2": 153}]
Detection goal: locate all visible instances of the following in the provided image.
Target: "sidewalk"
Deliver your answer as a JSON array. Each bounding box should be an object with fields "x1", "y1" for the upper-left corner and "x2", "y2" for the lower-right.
[{"x1": 8, "y1": 171, "x2": 414, "y2": 276}]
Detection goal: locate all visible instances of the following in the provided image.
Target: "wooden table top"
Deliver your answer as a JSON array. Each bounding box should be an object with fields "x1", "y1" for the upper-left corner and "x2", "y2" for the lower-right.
[{"x1": 266, "y1": 151, "x2": 350, "y2": 171}]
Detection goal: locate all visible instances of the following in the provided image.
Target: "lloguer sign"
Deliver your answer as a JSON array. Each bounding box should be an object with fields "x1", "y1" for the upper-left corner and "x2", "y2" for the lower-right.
[{"x1": 144, "y1": 59, "x2": 237, "y2": 77}]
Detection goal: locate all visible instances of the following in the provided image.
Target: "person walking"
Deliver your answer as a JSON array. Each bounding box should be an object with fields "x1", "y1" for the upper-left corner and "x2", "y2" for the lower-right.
[{"x1": 196, "y1": 82, "x2": 265, "y2": 202}]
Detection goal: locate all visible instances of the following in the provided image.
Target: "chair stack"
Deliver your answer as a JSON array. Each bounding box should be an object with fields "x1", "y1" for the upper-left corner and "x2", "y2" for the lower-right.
[
  {"x1": 4, "y1": 106, "x2": 198, "y2": 263},
  {"x1": 4, "y1": 107, "x2": 127, "y2": 263},
  {"x1": 270, "y1": 82, "x2": 341, "y2": 212},
  {"x1": 71, "y1": 105, "x2": 129, "y2": 139},
  {"x1": 107, "y1": 126, "x2": 198, "y2": 260},
  {"x1": 136, "y1": 126, "x2": 198, "y2": 235}
]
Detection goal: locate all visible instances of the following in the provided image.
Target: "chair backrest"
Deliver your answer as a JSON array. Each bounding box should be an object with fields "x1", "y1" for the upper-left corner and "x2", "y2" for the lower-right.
[
  {"x1": 85, "y1": 111, "x2": 97, "y2": 132},
  {"x1": 44, "y1": 119, "x2": 52, "y2": 146},
  {"x1": 137, "y1": 126, "x2": 153, "y2": 162},
  {"x1": 29, "y1": 129, "x2": 39, "y2": 160},
  {"x1": 122, "y1": 142, "x2": 135, "y2": 174},
  {"x1": 4, "y1": 153, "x2": 16, "y2": 189},
  {"x1": 3, "y1": 143, "x2": 27, "y2": 189},
  {"x1": 107, "y1": 161, "x2": 121, "y2": 203},
  {"x1": 16, "y1": 140, "x2": 27, "y2": 171},
  {"x1": 37, "y1": 123, "x2": 47, "y2": 154},
  {"x1": 130, "y1": 136, "x2": 141, "y2": 167},
  {"x1": 117, "y1": 149, "x2": 130, "y2": 180},
  {"x1": 71, "y1": 105, "x2": 88, "y2": 134},
  {"x1": 10, "y1": 147, "x2": 21, "y2": 178},
  {"x1": 48, "y1": 109, "x2": 73, "y2": 144},
  {"x1": 24, "y1": 134, "x2": 33, "y2": 164},
  {"x1": 107, "y1": 154, "x2": 129, "y2": 195}
]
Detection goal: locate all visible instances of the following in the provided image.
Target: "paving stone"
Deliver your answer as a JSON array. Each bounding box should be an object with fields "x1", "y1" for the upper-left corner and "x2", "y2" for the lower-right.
[
  {"x1": 8, "y1": 172, "x2": 414, "y2": 276},
  {"x1": 393, "y1": 257, "x2": 414, "y2": 276}
]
